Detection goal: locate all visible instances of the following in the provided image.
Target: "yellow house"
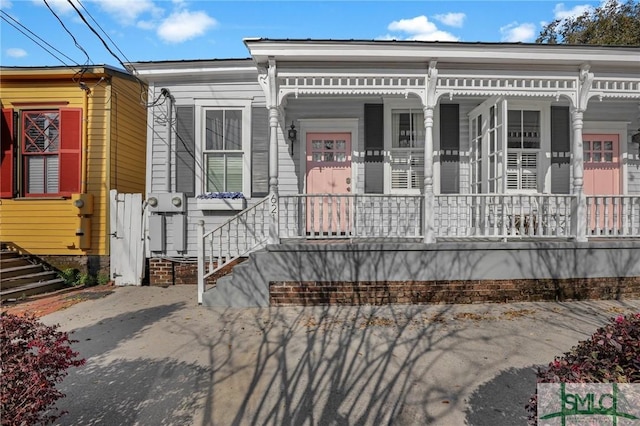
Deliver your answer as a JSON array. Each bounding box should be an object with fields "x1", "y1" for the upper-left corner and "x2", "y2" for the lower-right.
[{"x1": 0, "y1": 66, "x2": 147, "y2": 277}]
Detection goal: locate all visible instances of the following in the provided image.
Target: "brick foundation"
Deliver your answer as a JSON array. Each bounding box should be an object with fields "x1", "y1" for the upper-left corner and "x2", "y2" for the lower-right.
[
  {"x1": 148, "y1": 258, "x2": 240, "y2": 286},
  {"x1": 270, "y1": 277, "x2": 640, "y2": 306}
]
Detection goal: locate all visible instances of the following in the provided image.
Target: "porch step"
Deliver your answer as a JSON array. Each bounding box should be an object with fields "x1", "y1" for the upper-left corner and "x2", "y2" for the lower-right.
[
  {"x1": 1, "y1": 270, "x2": 61, "y2": 290},
  {"x1": 1, "y1": 278, "x2": 67, "y2": 302},
  {"x1": 202, "y1": 250, "x2": 270, "y2": 307},
  {"x1": 0, "y1": 247, "x2": 68, "y2": 302},
  {"x1": 1, "y1": 264, "x2": 43, "y2": 279}
]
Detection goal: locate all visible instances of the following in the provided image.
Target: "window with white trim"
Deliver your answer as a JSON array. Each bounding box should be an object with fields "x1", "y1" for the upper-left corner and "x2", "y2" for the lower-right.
[
  {"x1": 390, "y1": 110, "x2": 424, "y2": 190},
  {"x1": 195, "y1": 100, "x2": 251, "y2": 197},
  {"x1": 507, "y1": 109, "x2": 540, "y2": 191},
  {"x1": 204, "y1": 109, "x2": 243, "y2": 193}
]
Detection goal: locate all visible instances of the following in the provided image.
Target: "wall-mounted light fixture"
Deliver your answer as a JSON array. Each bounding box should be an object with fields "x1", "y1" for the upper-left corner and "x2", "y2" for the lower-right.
[{"x1": 287, "y1": 122, "x2": 297, "y2": 155}]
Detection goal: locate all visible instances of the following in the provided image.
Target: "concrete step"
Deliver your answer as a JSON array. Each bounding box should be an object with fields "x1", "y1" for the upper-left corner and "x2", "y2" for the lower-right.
[
  {"x1": 1, "y1": 264, "x2": 43, "y2": 279},
  {"x1": 1, "y1": 278, "x2": 67, "y2": 302},
  {"x1": 1, "y1": 270, "x2": 60, "y2": 290}
]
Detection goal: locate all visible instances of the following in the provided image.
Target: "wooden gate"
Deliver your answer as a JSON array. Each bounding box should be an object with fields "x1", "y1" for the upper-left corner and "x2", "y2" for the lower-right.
[{"x1": 109, "y1": 190, "x2": 145, "y2": 286}]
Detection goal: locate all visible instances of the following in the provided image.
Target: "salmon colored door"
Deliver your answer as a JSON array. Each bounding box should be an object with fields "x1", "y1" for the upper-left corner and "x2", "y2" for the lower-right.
[
  {"x1": 306, "y1": 133, "x2": 352, "y2": 235},
  {"x1": 583, "y1": 134, "x2": 621, "y2": 233}
]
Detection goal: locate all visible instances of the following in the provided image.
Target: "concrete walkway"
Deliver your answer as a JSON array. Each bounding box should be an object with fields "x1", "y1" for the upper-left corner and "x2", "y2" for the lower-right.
[{"x1": 41, "y1": 286, "x2": 640, "y2": 425}]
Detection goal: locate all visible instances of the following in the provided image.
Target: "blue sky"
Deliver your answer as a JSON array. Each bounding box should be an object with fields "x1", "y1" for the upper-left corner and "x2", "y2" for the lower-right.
[{"x1": 1, "y1": 0, "x2": 601, "y2": 68}]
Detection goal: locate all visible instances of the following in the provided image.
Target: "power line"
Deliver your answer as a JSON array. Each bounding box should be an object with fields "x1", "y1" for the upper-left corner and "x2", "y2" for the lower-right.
[
  {"x1": 0, "y1": 11, "x2": 75, "y2": 67},
  {"x1": 43, "y1": 0, "x2": 91, "y2": 66},
  {"x1": 66, "y1": 0, "x2": 128, "y2": 72},
  {"x1": 76, "y1": 0, "x2": 136, "y2": 73}
]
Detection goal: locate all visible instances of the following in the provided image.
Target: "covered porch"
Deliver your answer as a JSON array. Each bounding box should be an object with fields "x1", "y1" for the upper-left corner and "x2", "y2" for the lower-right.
[{"x1": 198, "y1": 40, "x2": 640, "y2": 305}]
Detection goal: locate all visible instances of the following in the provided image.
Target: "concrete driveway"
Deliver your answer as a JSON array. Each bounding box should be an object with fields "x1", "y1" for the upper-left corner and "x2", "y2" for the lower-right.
[{"x1": 41, "y1": 286, "x2": 640, "y2": 425}]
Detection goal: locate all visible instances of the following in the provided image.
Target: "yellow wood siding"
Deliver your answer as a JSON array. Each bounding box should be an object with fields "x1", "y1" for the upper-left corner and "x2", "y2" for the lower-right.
[
  {"x1": 110, "y1": 76, "x2": 147, "y2": 194},
  {"x1": 0, "y1": 69, "x2": 146, "y2": 256}
]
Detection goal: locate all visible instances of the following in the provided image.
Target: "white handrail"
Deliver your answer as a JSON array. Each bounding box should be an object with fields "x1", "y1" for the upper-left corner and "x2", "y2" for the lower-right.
[{"x1": 197, "y1": 196, "x2": 270, "y2": 304}]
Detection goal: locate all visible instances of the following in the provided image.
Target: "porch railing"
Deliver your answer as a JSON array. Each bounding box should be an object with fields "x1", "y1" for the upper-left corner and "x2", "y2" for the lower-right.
[
  {"x1": 197, "y1": 196, "x2": 270, "y2": 303},
  {"x1": 279, "y1": 194, "x2": 423, "y2": 239},
  {"x1": 586, "y1": 195, "x2": 640, "y2": 237},
  {"x1": 434, "y1": 194, "x2": 575, "y2": 239}
]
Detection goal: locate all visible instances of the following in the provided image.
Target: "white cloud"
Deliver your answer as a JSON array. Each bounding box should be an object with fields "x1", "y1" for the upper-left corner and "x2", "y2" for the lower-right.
[
  {"x1": 92, "y1": 0, "x2": 161, "y2": 25},
  {"x1": 553, "y1": 3, "x2": 594, "y2": 20},
  {"x1": 387, "y1": 16, "x2": 459, "y2": 42},
  {"x1": 500, "y1": 22, "x2": 537, "y2": 42},
  {"x1": 157, "y1": 10, "x2": 217, "y2": 44},
  {"x1": 6, "y1": 47, "x2": 27, "y2": 58},
  {"x1": 434, "y1": 12, "x2": 466, "y2": 28},
  {"x1": 137, "y1": 20, "x2": 156, "y2": 30},
  {"x1": 0, "y1": 0, "x2": 13, "y2": 10}
]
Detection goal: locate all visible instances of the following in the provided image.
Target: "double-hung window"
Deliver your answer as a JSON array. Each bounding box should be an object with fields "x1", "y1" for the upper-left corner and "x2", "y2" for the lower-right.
[
  {"x1": 390, "y1": 109, "x2": 425, "y2": 191},
  {"x1": 205, "y1": 109, "x2": 243, "y2": 193},
  {"x1": 196, "y1": 100, "x2": 251, "y2": 196},
  {"x1": 507, "y1": 109, "x2": 540, "y2": 191},
  {"x1": 1, "y1": 107, "x2": 82, "y2": 198}
]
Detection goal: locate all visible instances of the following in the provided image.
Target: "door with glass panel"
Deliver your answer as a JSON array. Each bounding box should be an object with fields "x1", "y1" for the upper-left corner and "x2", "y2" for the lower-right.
[
  {"x1": 305, "y1": 133, "x2": 352, "y2": 235},
  {"x1": 583, "y1": 134, "x2": 621, "y2": 233}
]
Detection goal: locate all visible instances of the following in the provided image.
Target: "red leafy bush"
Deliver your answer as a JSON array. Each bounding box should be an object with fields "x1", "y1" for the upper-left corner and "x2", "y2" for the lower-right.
[
  {"x1": 526, "y1": 312, "x2": 640, "y2": 423},
  {"x1": 1, "y1": 312, "x2": 85, "y2": 425}
]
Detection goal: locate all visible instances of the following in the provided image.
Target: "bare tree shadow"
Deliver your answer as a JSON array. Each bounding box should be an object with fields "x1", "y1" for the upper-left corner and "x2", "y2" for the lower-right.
[{"x1": 465, "y1": 365, "x2": 539, "y2": 426}]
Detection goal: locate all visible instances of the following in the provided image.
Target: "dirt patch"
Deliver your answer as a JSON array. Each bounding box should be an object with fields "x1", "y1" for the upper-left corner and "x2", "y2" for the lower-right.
[{"x1": 1, "y1": 285, "x2": 115, "y2": 318}]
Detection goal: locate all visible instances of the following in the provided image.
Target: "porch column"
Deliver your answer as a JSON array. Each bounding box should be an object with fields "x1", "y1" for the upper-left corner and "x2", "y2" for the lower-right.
[
  {"x1": 422, "y1": 60, "x2": 438, "y2": 244},
  {"x1": 259, "y1": 58, "x2": 280, "y2": 244},
  {"x1": 570, "y1": 65, "x2": 592, "y2": 242},
  {"x1": 423, "y1": 105, "x2": 435, "y2": 243},
  {"x1": 571, "y1": 108, "x2": 587, "y2": 242},
  {"x1": 268, "y1": 106, "x2": 280, "y2": 244}
]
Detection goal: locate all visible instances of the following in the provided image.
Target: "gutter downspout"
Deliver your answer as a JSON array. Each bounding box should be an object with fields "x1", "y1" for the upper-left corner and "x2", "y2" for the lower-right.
[{"x1": 162, "y1": 88, "x2": 173, "y2": 192}]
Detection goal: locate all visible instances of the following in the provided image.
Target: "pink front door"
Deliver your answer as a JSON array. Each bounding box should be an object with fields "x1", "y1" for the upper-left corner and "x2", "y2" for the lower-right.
[
  {"x1": 583, "y1": 134, "x2": 621, "y2": 232},
  {"x1": 306, "y1": 133, "x2": 352, "y2": 234}
]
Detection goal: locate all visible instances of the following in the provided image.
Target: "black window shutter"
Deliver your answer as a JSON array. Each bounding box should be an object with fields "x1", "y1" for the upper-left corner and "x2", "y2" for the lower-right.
[
  {"x1": 175, "y1": 105, "x2": 195, "y2": 196},
  {"x1": 440, "y1": 104, "x2": 460, "y2": 194},
  {"x1": 551, "y1": 106, "x2": 570, "y2": 165},
  {"x1": 251, "y1": 106, "x2": 269, "y2": 197},
  {"x1": 364, "y1": 104, "x2": 384, "y2": 161},
  {"x1": 440, "y1": 104, "x2": 460, "y2": 155}
]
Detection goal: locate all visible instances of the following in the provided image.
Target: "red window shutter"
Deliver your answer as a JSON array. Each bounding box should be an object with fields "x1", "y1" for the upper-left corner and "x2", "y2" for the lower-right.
[
  {"x1": 58, "y1": 108, "x2": 82, "y2": 195},
  {"x1": 1, "y1": 108, "x2": 14, "y2": 198}
]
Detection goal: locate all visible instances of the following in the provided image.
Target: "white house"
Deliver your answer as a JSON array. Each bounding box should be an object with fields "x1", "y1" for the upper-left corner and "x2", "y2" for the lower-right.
[{"x1": 130, "y1": 39, "x2": 640, "y2": 307}]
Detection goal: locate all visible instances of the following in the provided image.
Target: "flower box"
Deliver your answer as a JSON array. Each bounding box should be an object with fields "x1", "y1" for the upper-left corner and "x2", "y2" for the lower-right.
[
  {"x1": 196, "y1": 198, "x2": 246, "y2": 211},
  {"x1": 195, "y1": 193, "x2": 246, "y2": 211}
]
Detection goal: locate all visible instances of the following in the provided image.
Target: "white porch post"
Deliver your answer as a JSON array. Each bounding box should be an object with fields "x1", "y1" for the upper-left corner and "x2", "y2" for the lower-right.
[
  {"x1": 259, "y1": 58, "x2": 280, "y2": 244},
  {"x1": 571, "y1": 65, "x2": 592, "y2": 242},
  {"x1": 422, "y1": 61, "x2": 438, "y2": 244},
  {"x1": 423, "y1": 105, "x2": 435, "y2": 243}
]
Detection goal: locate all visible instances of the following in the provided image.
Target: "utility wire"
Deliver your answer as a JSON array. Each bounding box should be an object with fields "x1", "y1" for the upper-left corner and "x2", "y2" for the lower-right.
[
  {"x1": 76, "y1": 0, "x2": 137, "y2": 74},
  {"x1": 66, "y1": 0, "x2": 129, "y2": 72},
  {"x1": 67, "y1": 0, "x2": 157, "y2": 107},
  {"x1": 0, "y1": 11, "x2": 75, "y2": 66},
  {"x1": 43, "y1": 0, "x2": 91, "y2": 65}
]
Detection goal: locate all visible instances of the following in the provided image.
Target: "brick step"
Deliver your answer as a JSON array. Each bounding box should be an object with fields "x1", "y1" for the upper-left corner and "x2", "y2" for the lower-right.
[
  {"x1": 1, "y1": 264, "x2": 43, "y2": 279},
  {"x1": 1, "y1": 270, "x2": 60, "y2": 290},
  {"x1": 1, "y1": 279, "x2": 67, "y2": 302}
]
